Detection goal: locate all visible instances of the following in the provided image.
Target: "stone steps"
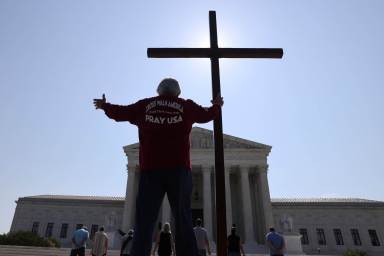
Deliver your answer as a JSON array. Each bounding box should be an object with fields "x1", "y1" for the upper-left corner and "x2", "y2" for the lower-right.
[
  {"x1": 0, "y1": 245, "x2": 121, "y2": 256},
  {"x1": 0, "y1": 245, "x2": 332, "y2": 256}
]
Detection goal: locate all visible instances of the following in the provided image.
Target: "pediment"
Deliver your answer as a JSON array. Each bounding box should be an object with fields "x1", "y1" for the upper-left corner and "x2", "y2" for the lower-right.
[{"x1": 191, "y1": 127, "x2": 270, "y2": 150}]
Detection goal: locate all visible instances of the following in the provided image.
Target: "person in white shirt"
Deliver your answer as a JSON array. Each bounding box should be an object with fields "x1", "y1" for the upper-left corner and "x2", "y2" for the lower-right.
[{"x1": 91, "y1": 227, "x2": 108, "y2": 256}]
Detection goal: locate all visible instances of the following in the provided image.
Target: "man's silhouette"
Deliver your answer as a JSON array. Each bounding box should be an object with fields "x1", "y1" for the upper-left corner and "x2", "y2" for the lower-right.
[{"x1": 93, "y1": 78, "x2": 223, "y2": 256}]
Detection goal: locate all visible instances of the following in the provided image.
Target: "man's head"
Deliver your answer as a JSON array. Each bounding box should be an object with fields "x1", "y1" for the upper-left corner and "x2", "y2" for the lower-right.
[
  {"x1": 99, "y1": 226, "x2": 105, "y2": 232},
  {"x1": 231, "y1": 225, "x2": 237, "y2": 235},
  {"x1": 157, "y1": 78, "x2": 181, "y2": 97},
  {"x1": 163, "y1": 222, "x2": 171, "y2": 233},
  {"x1": 269, "y1": 227, "x2": 275, "y2": 232},
  {"x1": 195, "y1": 218, "x2": 202, "y2": 227}
]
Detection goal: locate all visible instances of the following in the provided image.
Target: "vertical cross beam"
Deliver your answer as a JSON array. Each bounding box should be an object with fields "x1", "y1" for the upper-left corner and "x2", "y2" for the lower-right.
[{"x1": 208, "y1": 11, "x2": 228, "y2": 256}]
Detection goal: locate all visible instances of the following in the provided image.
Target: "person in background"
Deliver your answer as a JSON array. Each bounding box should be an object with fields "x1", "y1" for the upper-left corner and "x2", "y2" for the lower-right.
[
  {"x1": 70, "y1": 225, "x2": 89, "y2": 256},
  {"x1": 91, "y1": 226, "x2": 108, "y2": 256},
  {"x1": 266, "y1": 227, "x2": 285, "y2": 256},
  {"x1": 120, "y1": 229, "x2": 134, "y2": 256},
  {"x1": 193, "y1": 218, "x2": 211, "y2": 256},
  {"x1": 227, "y1": 225, "x2": 245, "y2": 256},
  {"x1": 152, "y1": 222, "x2": 175, "y2": 256}
]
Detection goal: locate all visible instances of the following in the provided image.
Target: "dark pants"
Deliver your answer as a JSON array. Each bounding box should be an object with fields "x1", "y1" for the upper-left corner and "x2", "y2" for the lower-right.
[
  {"x1": 70, "y1": 247, "x2": 85, "y2": 256},
  {"x1": 197, "y1": 249, "x2": 207, "y2": 256},
  {"x1": 130, "y1": 168, "x2": 198, "y2": 256},
  {"x1": 158, "y1": 253, "x2": 172, "y2": 256}
]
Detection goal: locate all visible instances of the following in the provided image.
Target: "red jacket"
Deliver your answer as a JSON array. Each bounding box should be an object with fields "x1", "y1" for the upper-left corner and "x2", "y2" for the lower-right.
[{"x1": 103, "y1": 95, "x2": 220, "y2": 171}]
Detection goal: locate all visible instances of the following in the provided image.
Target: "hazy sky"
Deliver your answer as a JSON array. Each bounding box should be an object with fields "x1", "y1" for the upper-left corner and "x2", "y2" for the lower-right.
[{"x1": 1, "y1": 0, "x2": 383, "y2": 233}]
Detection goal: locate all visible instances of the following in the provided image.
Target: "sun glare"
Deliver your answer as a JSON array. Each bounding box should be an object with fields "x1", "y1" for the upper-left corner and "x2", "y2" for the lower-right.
[
  {"x1": 194, "y1": 31, "x2": 236, "y2": 48},
  {"x1": 180, "y1": 25, "x2": 241, "y2": 93}
]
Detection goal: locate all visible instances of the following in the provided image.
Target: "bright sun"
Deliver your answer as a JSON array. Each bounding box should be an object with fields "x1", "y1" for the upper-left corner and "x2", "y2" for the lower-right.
[{"x1": 195, "y1": 32, "x2": 234, "y2": 48}]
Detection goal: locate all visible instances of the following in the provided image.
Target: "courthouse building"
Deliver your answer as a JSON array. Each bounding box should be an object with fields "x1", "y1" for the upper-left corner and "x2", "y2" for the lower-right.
[{"x1": 10, "y1": 127, "x2": 384, "y2": 255}]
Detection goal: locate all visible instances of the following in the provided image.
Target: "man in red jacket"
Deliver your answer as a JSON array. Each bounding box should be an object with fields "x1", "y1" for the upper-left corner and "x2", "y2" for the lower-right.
[{"x1": 93, "y1": 78, "x2": 223, "y2": 256}]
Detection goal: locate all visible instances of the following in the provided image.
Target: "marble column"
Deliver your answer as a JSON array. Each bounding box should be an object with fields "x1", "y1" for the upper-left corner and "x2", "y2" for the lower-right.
[
  {"x1": 258, "y1": 165, "x2": 274, "y2": 233},
  {"x1": 240, "y1": 166, "x2": 255, "y2": 244},
  {"x1": 122, "y1": 165, "x2": 137, "y2": 231},
  {"x1": 162, "y1": 194, "x2": 171, "y2": 224},
  {"x1": 224, "y1": 166, "x2": 233, "y2": 234},
  {"x1": 202, "y1": 166, "x2": 213, "y2": 241}
]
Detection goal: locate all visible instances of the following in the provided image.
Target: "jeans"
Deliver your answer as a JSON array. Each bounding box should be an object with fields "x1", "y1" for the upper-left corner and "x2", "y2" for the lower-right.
[{"x1": 130, "y1": 168, "x2": 198, "y2": 256}]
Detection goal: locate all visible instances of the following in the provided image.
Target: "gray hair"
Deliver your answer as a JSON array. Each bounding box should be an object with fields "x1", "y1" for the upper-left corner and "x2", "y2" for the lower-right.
[
  {"x1": 163, "y1": 222, "x2": 171, "y2": 233},
  {"x1": 157, "y1": 78, "x2": 181, "y2": 96}
]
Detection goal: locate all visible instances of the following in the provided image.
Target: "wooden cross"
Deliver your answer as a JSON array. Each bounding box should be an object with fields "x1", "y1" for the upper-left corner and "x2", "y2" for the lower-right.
[{"x1": 148, "y1": 11, "x2": 283, "y2": 256}]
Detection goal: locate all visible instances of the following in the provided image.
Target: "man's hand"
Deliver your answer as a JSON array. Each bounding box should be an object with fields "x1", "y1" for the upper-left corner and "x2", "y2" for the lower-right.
[
  {"x1": 93, "y1": 94, "x2": 106, "y2": 110},
  {"x1": 211, "y1": 95, "x2": 224, "y2": 107}
]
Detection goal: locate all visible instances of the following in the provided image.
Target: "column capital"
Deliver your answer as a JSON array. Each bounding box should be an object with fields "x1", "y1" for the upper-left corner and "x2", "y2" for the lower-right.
[
  {"x1": 239, "y1": 165, "x2": 251, "y2": 173},
  {"x1": 201, "y1": 165, "x2": 213, "y2": 173},
  {"x1": 127, "y1": 164, "x2": 139, "y2": 173},
  {"x1": 257, "y1": 165, "x2": 269, "y2": 173}
]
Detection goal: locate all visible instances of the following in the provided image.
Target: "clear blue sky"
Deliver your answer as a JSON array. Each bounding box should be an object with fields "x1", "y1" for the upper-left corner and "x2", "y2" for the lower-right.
[{"x1": 1, "y1": 0, "x2": 383, "y2": 234}]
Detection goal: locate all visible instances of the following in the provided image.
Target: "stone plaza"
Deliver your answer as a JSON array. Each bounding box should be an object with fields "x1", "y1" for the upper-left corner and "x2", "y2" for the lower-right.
[{"x1": 10, "y1": 127, "x2": 384, "y2": 255}]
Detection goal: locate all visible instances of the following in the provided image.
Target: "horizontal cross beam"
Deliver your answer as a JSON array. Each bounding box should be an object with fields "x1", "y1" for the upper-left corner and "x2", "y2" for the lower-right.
[{"x1": 147, "y1": 48, "x2": 283, "y2": 59}]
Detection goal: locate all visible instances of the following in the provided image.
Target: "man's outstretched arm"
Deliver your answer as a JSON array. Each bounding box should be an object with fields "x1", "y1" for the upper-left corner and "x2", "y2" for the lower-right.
[{"x1": 93, "y1": 94, "x2": 139, "y2": 123}]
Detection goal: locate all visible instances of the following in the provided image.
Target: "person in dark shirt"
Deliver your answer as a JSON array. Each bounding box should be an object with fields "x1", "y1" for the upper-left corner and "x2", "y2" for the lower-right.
[
  {"x1": 93, "y1": 78, "x2": 223, "y2": 256},
  {"x1": 119, "y1": 229, "x2": 134, "y2": 256},
  {"x1": 266, "y1": 227, "x2": 285, "y2": 256},
  {"x1": 152, "y1": 222, "x2": 175, "y2": 256},
  {"x1": 227, "y1": 226, "x2": 245, "y2": 256}
]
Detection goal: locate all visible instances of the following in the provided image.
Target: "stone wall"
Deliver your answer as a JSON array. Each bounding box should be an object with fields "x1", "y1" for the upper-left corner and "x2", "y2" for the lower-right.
[
  {"x1": 271, "y1": 199, "x2": 384, "y2": 256},
  {"x1": 10, "y1": 196, "x2": 124, "y2": 248}
]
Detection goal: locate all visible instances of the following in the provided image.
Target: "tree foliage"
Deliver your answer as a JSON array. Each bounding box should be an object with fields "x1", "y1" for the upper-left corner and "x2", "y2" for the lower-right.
[{"x1": 0, "y1": 231, "x2": 60, "y2": 248}]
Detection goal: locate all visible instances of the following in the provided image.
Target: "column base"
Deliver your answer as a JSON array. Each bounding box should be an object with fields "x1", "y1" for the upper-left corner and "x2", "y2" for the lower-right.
[
  {"x1": 208, "y1": 241, "x2": 216, "y2": 253},
  {"x1": 105, "y1": 231, "x2": 122, "y2": 250},
  {"x1": 283, "y1": 232, "x2": 304, "y2": 255},
  {"x1": 210, "y1": 242, "x2": 268, "y2": 254},
  {"x1": 243, "y1": 241, "x2": 268, "y2": 254}
]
